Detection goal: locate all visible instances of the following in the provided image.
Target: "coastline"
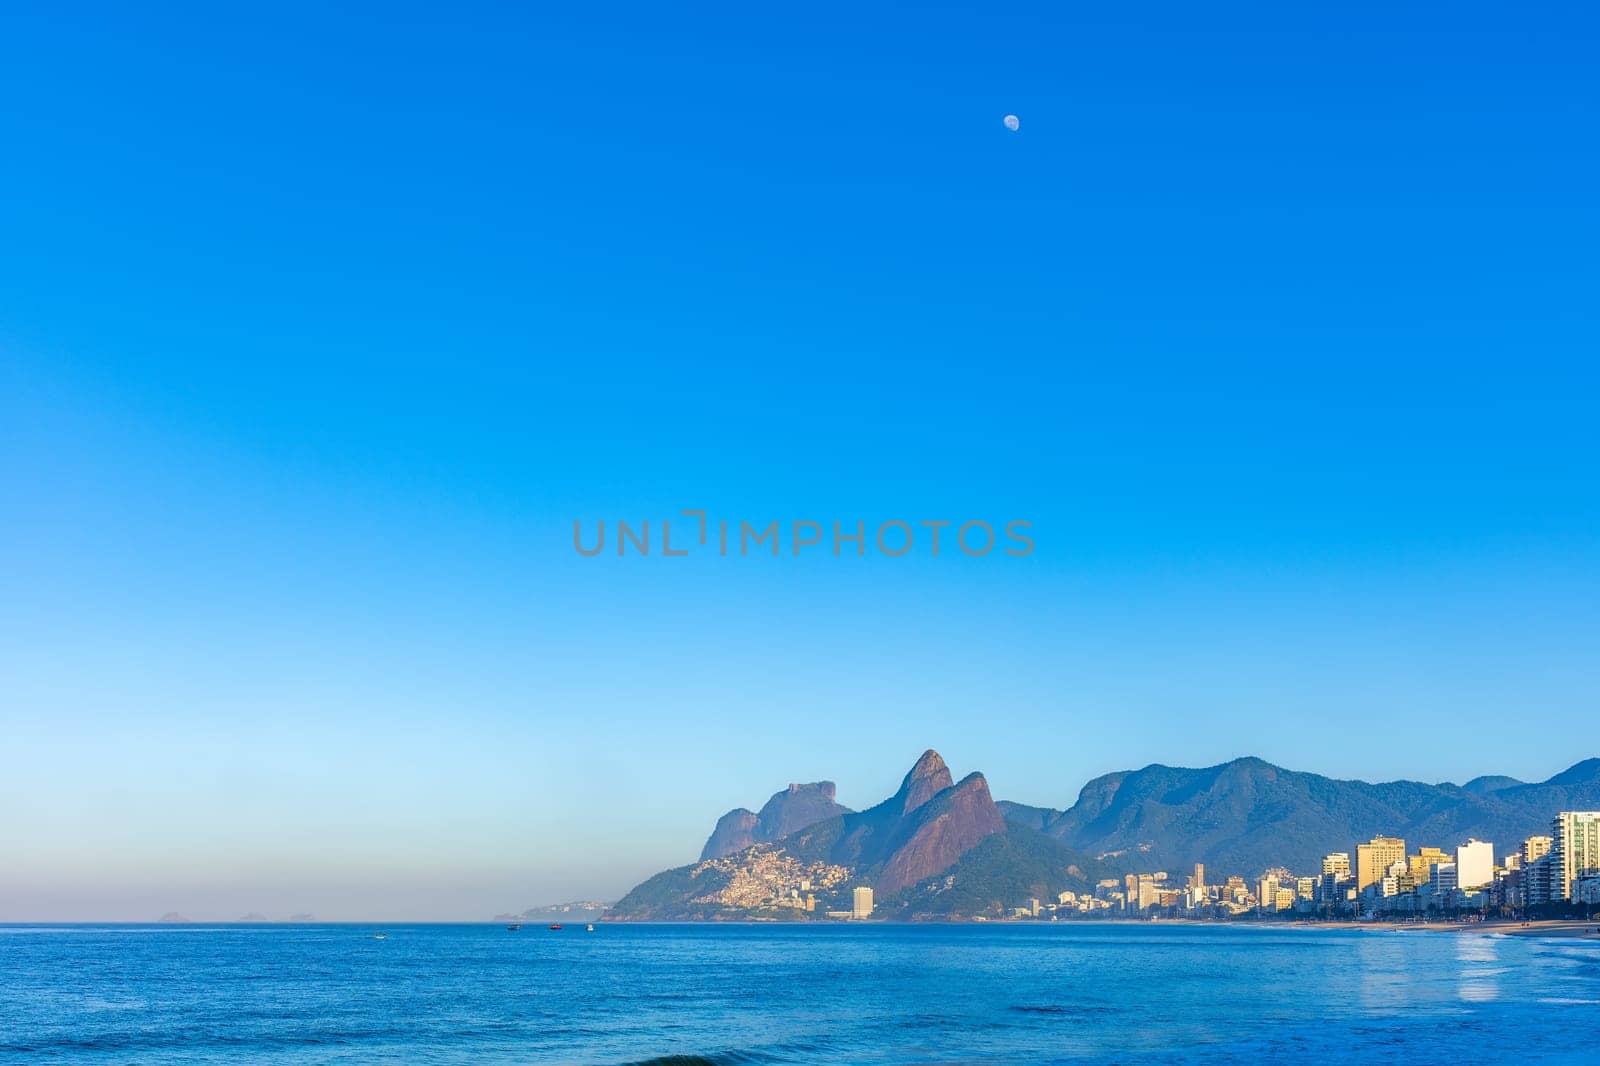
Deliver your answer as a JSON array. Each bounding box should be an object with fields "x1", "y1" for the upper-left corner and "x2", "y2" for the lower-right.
[
  {"x1": 13, "y1": 918, "x2": 1597, "y2": 942},
  {"x1": 1282, "y1": 918, "x2": 1600, "y2": 940},
  {"x1": 1056, "y1": 917, "x2": 1600, "y2": 940},
  {"x1": 598, "y1": 916, "x2": 1600, "y2": 943}
]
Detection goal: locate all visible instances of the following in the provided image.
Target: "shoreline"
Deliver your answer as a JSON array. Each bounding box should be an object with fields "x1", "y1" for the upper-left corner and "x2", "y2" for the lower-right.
[
  {"x1": 9, "y1": 918, "x2": 1599, "y2": 941},
  {"x1": 1280, "y1": 918, "x2": 1600, "y2": 940}
]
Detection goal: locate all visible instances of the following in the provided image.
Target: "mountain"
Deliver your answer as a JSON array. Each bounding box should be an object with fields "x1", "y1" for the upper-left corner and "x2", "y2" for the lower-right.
[
  {"x1": 701, "y1": 809, "x2": 760, "y2": 860},
  {"x1": 875, "y1": 769, "x2": 1007, "y2": 895},
  {"x1": 1462, "y1": 775, "x2": 1522, "y2": 795},
  {"x1": 611, "y1": 750, "x2": 1008, "y2": 919},
  {"x1": 775, "y1": 751, "x2": 1006, "y2": 894},
  {"x1": 887, "y1": 825, "x2": 1107, "y2": 919},
  {"x1": 611, "y1": 749, "x2": 1600, "y2": 922},
  {"x1": 899, "y1": 749, "x2": 955, "y2": 812},
  {"x1": 1001, "y1": 756, "x2": 1600, "y2": 877},
  {"x1": 701, "y1": 781, "x2": 850, "y2": 860}
]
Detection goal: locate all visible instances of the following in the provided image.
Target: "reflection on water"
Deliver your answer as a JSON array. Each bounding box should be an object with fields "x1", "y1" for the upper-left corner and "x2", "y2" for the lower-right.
[
  {"x1": 1357, "y1": 933, "x2": 1413, "y2": 1011},
  {"x1": 1457, "y1": 932, "x2": 1502, "y2": 1002},
  {"x1": 3, "y1": 924, "x2": 1599, "y2": 1064}
]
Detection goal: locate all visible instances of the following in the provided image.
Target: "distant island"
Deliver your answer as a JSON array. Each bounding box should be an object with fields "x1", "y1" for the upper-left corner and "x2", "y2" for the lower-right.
[
  {"x1": 495, "y1": 901, "x2": 612, "y2": 923},
  {"x1": 607, "y1": 749, "x2": 1600, "y2": 922},
  {"x1": 146, "y1": 912, "x2": 318, "y2": 924}
]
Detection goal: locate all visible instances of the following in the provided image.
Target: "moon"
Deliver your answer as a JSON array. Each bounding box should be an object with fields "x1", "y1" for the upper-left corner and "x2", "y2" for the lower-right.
[{"x1": 1003, "y1": 114, "x2": 1020, "y2": 132}]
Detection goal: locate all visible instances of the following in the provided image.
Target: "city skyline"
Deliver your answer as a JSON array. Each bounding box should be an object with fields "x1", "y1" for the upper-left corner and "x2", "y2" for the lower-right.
[
  {"x1": 608, "y1": 787, "x2": 1600, "y2": 923},
  {"x1": 1046, "y1": 809, "x2": 1600, "y2": 921}
]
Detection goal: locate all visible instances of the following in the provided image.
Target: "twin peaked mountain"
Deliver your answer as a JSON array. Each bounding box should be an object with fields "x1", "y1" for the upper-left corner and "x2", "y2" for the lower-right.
[
  {"x1": 608, "y1": 749, "x2": 1600, "y2": 921},
  {"x1": 610, "y1": 750, "x2": 1084, "y2": 920},
  {"x1": 698, "y1": 750, "x2": 999, "y2": 896},
  {"x1": 806, "y1": 750, "x2": 1006, "y2": 897}
]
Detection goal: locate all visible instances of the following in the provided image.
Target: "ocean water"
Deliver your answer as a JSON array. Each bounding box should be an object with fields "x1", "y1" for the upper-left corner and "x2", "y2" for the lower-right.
[{"x1": 2, "y1": 923, "x2": 1596, "y2": 1064}]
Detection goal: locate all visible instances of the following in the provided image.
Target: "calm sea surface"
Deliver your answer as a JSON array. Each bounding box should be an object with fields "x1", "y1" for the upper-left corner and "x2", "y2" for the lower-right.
[{"x1": 2, "y1": 923, "x2": 1597, "y2": 1064}]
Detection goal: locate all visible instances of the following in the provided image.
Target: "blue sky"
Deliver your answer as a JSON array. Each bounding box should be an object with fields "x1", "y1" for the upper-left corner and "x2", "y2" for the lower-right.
[{"x1": 2, "y1": 3, "x2": 1597, "y2": 919}]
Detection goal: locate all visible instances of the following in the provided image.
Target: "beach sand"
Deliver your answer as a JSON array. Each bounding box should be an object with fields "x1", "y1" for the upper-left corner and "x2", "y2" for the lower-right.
[
  {"x1": 1475, "y1": 920, "x2": 1600, "y2": 940},
  {"x1": 1342, "y1": 919, "x2": 1600, "y2": 940},
  {"x1": 1267, "y1": 918, "x2": 1600, "y2": 940}
]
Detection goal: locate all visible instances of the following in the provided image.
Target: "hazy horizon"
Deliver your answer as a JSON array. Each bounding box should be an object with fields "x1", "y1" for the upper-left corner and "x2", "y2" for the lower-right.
[{"x1": 6, "y1": 747, "x2": 1597, "y2": 923}]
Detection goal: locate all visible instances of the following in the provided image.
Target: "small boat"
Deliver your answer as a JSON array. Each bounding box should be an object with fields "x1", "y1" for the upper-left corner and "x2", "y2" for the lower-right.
[
  {"x1": 506, "y1": 923, "x2": 522, "y2": 931},
  {"x1": 548, "y1": 923, "x2": 562, "y2": 931},
  {"x1": 585, "y1": 924, "x2": 595, "y2": 932},
  {"x1": 372, "y1": 933, "x2": 388, "y2": 940}
]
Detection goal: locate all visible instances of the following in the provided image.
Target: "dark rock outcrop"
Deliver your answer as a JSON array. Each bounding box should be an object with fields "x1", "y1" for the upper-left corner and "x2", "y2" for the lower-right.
[
  {"x1": 875, "y1": 771, "x2": 1006, "y2": 895},
  {"x1": 887, "y1": 825, "x2": 1105, "y2": 919},
  {"x1": 700, "y1": 808, "x2": 760, "y2": 860},
  {"x1": 758, "y1": 781, "x2": 848, "y2": 841},
  {"x1": 700, "y1": 781, "x2": 850, "y2": 860},
  {"x1": 898, "y1": 749, "x2": 954, "y2": 814}
]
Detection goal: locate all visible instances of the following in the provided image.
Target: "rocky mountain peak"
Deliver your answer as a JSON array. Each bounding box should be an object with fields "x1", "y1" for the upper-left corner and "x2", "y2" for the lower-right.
[
  {"x1": 898, "y1": 749, "x2": 954, "y2": 814},
  {"x1": 874, "y1": 771, "x2": 1006, "y2": 896},
  {"x1": 700, "y1": 808, "x2": 760, "y2": 860},
  {"x1": 700, "y1": 780, "x2": 851, "y2": 860}
]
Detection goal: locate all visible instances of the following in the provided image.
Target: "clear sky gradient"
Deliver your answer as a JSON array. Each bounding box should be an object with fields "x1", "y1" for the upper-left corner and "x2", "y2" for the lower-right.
[{"x1": 2, "y1": 3, "x2": 1597, "y2": 920}]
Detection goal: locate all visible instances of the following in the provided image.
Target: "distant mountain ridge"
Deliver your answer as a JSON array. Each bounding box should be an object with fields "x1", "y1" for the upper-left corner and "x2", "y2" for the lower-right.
[
  {"x1": 609, "y1": 750, "x2": 1600, "y2": 921},
  {"x1": 1001, "y1": 756, "x2": 1600, "y2": 875}
]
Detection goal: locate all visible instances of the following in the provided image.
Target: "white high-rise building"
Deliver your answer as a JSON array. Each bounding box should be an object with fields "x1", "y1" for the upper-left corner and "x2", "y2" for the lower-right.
[
  {"x1": 1319, "y1": 853, "x2": 1352, "y2": 907},
  {"x1": 852, "y1": 886, "x2": 874, "y2": 920},
  {"x1": 1455, "y1": 839, "x2": 1494, "y2": 892},
  {"x1": 1551, "y1": 812, "x2": 1600, "y2": 902}
]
